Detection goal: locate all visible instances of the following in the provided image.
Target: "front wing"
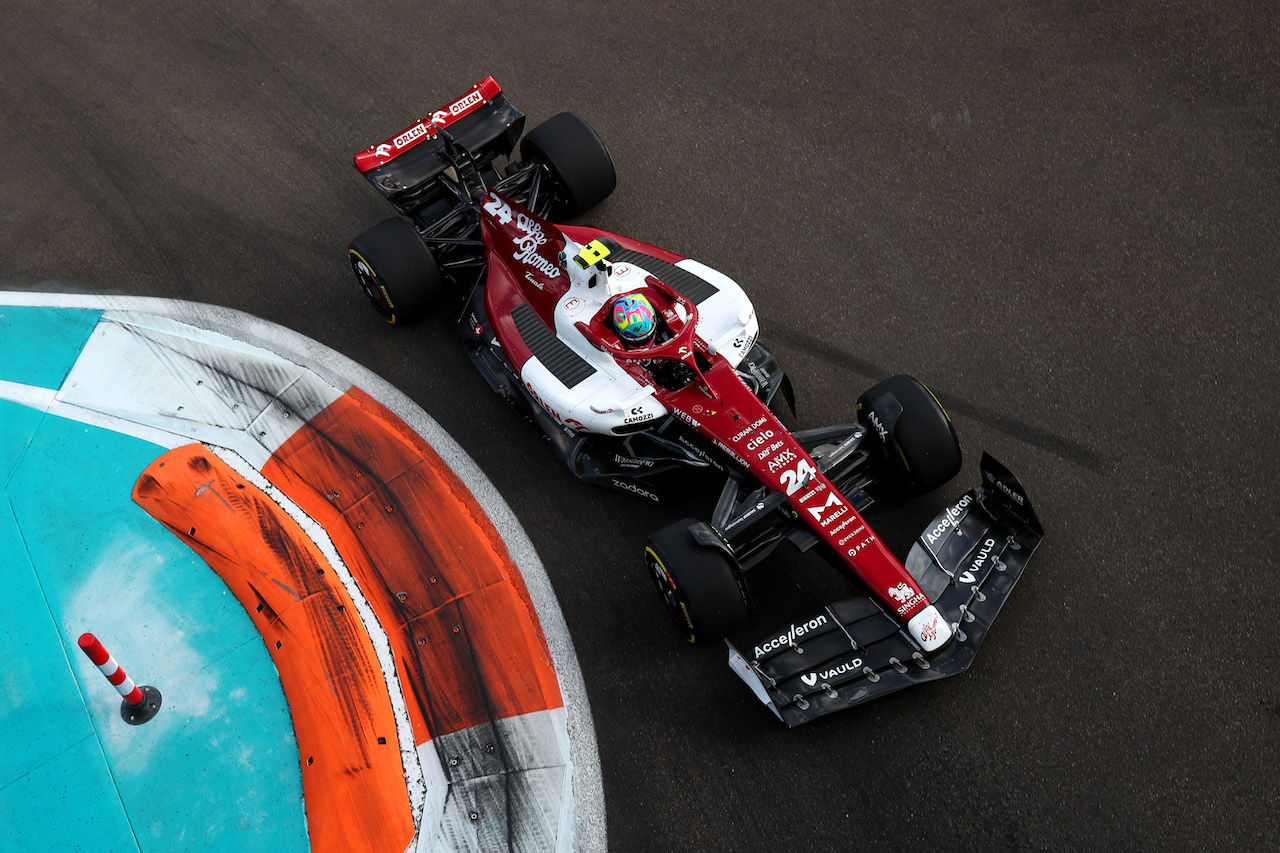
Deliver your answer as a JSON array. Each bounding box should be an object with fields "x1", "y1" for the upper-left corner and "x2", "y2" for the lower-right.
[{"x1": 728, "y1": 453, "x2": 1043, "y2": 726}]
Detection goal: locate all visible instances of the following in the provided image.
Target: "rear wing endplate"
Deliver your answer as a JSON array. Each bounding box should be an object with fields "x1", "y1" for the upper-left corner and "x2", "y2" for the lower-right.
[{"x1": 352, "y1": 77, "x2": 525, "y2": 199}]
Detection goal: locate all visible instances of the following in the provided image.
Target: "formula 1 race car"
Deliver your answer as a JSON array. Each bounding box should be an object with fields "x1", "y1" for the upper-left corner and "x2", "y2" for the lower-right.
[{"x1": 346, "y1": 78, "x2": 1044, "y2": 726}]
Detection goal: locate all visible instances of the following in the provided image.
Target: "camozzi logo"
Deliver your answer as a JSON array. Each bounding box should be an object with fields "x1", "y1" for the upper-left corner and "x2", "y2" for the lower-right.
[{"x1": 800, "y1": 658, "x2": 864, "y2": 687}]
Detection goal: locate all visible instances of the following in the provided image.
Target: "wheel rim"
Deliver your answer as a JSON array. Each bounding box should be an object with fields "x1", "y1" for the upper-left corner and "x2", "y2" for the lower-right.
[
  {"x1": 349, "y1": 249, "x2": 395, "y2": 322},
  {"x1": 646, "y1": 547, "x2": 697, "y2": 642}
]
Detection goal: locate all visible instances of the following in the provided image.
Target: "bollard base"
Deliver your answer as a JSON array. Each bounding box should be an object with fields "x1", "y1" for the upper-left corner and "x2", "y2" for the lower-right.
[{"x1": 121, "y1": 685, "x2": 163, "y2": 725}]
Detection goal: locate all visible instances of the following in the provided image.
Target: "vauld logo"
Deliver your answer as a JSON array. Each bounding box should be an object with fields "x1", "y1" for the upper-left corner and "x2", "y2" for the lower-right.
[
  {"x1": 800, "y1": 657, "x2": 864, "y2": 687},
  {"x1": 959, "y1": 538, "x2": 998, "y2": 584}
]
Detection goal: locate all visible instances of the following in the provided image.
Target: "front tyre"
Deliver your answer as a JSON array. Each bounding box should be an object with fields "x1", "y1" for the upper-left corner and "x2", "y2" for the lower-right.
[
  {"x1": 520, "y1": 112, "x2": 617, "y2": 218},
  {"x1": 857, "y1": 374, "x2": 962, "y2": 499},
  {"x1": 349, "y1": 218, "x2": 443, "y2": 325},
  {"x1": 646, "y1": 520, "x2": 749, "y2": 643}
]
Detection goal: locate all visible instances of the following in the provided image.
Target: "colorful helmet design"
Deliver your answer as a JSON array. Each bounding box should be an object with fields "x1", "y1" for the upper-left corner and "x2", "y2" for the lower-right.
[{"x1": 611, "y1": 293, "x2": 658, "y2": 346}]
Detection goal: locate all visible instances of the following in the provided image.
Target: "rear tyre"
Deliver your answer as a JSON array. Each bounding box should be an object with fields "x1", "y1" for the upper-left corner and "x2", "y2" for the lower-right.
[
  {"x1": 349, "y1": 218, "x2": 443, "y2": 325},
  {"x1": 857, "y1": 374, "x2": 962, "y2": 499},
  {"x1": 645, "y1": 520, "x2": 748, "y2": 644},
  {"x1": 520, "y1": 112, "x2": 617, "y2": 218}
]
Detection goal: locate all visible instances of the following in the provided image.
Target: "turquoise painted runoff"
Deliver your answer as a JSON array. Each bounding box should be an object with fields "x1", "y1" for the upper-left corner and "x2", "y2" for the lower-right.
[
  {"x1": 0, "y1": 394, "x2": 308, "y2": 851},
  {"x1": 0, "y1": 306, "x2": 101, "y2": 389}
]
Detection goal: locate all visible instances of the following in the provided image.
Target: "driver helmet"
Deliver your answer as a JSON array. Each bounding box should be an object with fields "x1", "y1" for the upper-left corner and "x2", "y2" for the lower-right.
[{"x1": 611, "y1": 293, "x2": 658, "y2": 347}]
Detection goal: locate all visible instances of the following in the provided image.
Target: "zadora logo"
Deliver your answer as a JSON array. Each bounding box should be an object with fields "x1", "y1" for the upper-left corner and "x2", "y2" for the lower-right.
[{"x1": 611, "y1": 479, "x2": 658, "y2": 502}]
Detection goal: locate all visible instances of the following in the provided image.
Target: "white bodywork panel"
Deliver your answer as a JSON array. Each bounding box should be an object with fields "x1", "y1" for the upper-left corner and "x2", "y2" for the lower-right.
[{"x1": 519, "y1": 252, "x2": 759, "y2": 436}]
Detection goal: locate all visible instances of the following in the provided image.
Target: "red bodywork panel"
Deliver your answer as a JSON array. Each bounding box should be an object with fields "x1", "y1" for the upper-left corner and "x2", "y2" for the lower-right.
[
  {"x1": 480, "y1": 191, "x2": 688, "y2": 373},
  {"x1": 658, "y1": 363, "x2": 930, "y2": 623},
  {"x1": 353, "y1": 77, "x2": 504, "y2": 174},
  {"x1": 477, "y1": 191, "x2": 928, "y2": 625}
]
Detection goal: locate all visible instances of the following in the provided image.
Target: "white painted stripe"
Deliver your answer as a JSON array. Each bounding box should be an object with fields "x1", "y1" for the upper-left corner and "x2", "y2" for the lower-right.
[
  {"x1": 0, "y1": 291, "x2": 606, "y2": 852},
  {"x1": 95, "y1": 658, "x2": 119, "y2": 678},
  {"x1": 208, "y1": 447, "x2": 434, "y2": 827}
]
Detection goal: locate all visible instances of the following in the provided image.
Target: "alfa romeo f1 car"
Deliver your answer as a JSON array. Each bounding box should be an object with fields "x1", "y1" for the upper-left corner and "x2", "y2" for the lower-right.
[{"x1": 346, "y1": 78, "x2": 1044, "y2": 726}]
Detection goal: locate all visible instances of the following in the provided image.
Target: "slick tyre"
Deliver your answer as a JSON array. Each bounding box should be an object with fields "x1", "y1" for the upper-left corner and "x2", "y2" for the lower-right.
[
  {"x1": 349, "y1": 218, "x2": 443, "y2": 325},
  {"x1": 520, "y1": 112, "x2": 617, "y2": 218},
  {"x1": 646, "y1": 520, "x2": 748, "y2": 644},
  {"x1": 857, "y1": 374, "x2": 962, "y2": 499}
]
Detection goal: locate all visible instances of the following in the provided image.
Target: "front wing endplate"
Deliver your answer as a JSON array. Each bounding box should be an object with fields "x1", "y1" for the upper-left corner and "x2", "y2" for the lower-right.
[{"x1": 728, "y1": 453, "x2": 1044, "y2": 726}]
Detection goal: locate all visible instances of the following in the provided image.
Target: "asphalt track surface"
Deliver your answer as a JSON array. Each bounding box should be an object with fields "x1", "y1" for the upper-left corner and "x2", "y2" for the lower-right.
[{"x1": 2, "y1": 3, "x2": 1276, "y2": 850}]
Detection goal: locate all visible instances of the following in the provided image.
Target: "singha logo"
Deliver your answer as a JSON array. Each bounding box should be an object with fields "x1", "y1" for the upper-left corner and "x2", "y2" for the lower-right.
[{"x1": 887, "y1": 582, "x2": 914, "y2": 604}]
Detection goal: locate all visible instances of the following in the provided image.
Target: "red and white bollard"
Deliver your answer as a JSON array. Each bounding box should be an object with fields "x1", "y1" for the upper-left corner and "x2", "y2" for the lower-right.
[{"x1": 78, "y1": 632, "x2": 163, "y2": 725}]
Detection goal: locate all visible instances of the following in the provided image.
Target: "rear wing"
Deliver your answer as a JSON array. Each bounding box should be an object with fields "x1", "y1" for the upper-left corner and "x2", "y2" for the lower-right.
[{"x1": 353, "y1": 76, "x2": 525, "y2": 202}]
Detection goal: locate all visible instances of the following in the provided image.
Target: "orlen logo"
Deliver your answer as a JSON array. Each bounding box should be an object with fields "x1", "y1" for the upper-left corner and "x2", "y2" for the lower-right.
[
  {"x1": 449, "y1": 89, "x2": 484, "y2": 115},
  {"x1": 393, "y1": 122, "x2": 430, "y2": 149}
]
